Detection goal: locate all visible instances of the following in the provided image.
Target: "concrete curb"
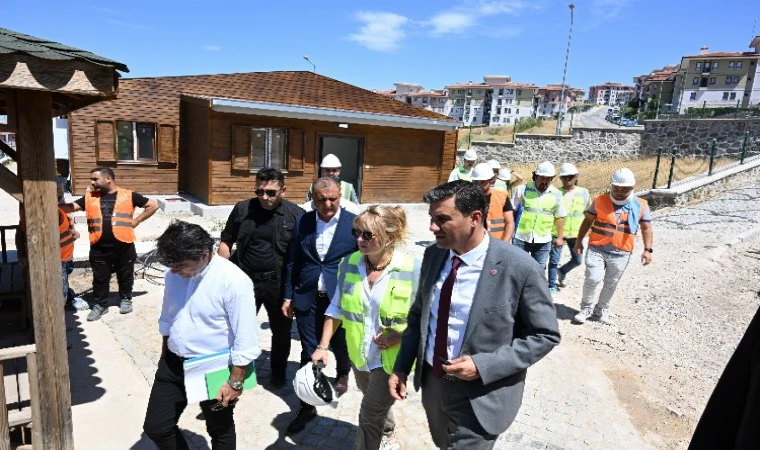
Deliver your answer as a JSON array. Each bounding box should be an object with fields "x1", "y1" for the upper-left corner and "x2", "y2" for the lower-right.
[{"x1": 709, "y1": 224, "x2": 760, "y2": 261}]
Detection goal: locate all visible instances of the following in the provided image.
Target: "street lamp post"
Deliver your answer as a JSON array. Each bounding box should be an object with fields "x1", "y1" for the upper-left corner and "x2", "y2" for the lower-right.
[
  {"x1": 555, "y1": 3, "x2": 575, "y2": 135},
  {"x1": 302, "y1": 55, "x2": 315, "y2": 73}
]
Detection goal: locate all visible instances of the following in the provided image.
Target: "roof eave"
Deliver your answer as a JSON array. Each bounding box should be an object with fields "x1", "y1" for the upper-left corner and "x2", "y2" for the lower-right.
[{"x1": 209, "y1": 98, "x2": 459, "y2": 131}]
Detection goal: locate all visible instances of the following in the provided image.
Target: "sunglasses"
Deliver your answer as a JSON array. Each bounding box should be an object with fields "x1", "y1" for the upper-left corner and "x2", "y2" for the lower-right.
[
  {"x1": 255, "y1": 188, "x2": 281, "y2": 197},
  {"x1": 351, "y1": 228, "x2": 375, "y2": 241}
]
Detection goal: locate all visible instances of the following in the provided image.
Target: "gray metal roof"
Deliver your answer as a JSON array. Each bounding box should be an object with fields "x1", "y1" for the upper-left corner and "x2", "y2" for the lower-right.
[{"x1": 0, "y1": 28, "x2": 129, "y2": 73}]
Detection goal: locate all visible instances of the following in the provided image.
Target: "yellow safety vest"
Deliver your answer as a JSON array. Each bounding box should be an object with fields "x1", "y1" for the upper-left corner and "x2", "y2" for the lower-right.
[
  {"x1": 337, "y1": 251, "x2": 419, "y2": 374},
  {"x1": 492, "y1": 179, "x2": 509, "y2": 193},
  {"x1": 516, "y1": 182, "x2": 562, "y2": 239},
  {"x1": 553, "y1": 187, "x2": 590, "y2": 238},
  {"x1": 455, "y1": 166, "x2": 472, "y2": 182}
]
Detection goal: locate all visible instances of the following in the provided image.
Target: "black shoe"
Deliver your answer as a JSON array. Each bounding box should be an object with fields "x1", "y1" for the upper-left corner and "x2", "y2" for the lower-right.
[
  {"x1": 333, "y1": 374, "x2": 349, "y2": 397},
  {"x1": 270, "y1": 374, "x2": 286, "y2": 389},
  {"x1": 286, "y1": 406, "x2": 317, "y2": 435}
]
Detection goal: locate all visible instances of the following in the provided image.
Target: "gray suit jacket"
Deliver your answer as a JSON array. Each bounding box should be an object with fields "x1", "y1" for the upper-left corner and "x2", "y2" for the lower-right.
[{"x1": 394, "y1": 236, "x2": 561, "y2": 435}]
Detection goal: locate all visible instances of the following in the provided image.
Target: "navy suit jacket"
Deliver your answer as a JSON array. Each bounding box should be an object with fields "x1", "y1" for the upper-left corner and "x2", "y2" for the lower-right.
[{"x1": 283, "y1": 208, "x2": 358, "y2": 313}]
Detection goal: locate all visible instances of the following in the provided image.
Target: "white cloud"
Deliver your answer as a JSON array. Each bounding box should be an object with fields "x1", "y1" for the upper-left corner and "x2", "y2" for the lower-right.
[
  {"x1": 348, "y1": 11, "x2": 409, "y2": 52},
  {"x1": 474, "y1": 0, "x2": 530, "y2": 16},
  {"x1": 107, "y1": 19, "x2": 148, "y2": 29},
  {"x1": 429, "y1": 12, "x2": 477, "y2": 35},
  {"x1": 590, "y1": 0, "x2": 630, "y2": 22},
  {"x1": 202, "y1": 45, "x2": 222, "y2": 52}
]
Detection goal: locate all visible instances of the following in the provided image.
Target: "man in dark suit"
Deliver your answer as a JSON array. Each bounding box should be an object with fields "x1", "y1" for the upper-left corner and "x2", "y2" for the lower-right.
[
  {"x1": 282, "y1": 177, "x2": 357, "y2": 434},
  {"x1": 389, "y1": 180, "x2": 561, "y2": 449}
]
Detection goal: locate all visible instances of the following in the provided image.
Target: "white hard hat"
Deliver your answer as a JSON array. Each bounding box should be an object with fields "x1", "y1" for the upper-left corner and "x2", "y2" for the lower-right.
[
  {"x1": 559, "y1": 163, "x2": 579, "y2": 177},
  {"x1": 320, "y1": 154, "x2": 342, "y2": 168},
  {"x1": 487, "y1": 159, "x2": 501, "y2": 170},
  {"x1": 463, "y1": 149, "x2": 478, "y2": 161},
  {"x1": 497, "y1": 168, "x2": 512, "y2": 181},
  {"x1": 610, "y1": 168, "x2": 636, "y2": 187},
  {"x1": 471, "y1": 163, "x2": 495, "y2": 181},
  {"x1": 293, "y1": 362, "x2": 337, "y2": 407},
  {"x1": 534, "y1": 161, "x2": 556, "y2": 177}
]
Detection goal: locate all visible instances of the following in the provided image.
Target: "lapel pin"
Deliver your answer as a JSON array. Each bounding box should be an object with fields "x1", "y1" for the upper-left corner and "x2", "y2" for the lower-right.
[{"x1": 491, "y1": 269, "x2": 497, "y2": 275}]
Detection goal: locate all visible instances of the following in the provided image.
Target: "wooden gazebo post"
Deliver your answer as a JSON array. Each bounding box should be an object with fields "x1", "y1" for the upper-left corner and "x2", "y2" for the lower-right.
[{"x1": 0, "y1": 27, "x2": 129, "y2": 448}]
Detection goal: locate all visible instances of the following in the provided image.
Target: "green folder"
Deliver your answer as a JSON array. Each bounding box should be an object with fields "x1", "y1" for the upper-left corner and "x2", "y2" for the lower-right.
[{"x1": 204, "y1": 365, "x2": 257, "y2": 400}]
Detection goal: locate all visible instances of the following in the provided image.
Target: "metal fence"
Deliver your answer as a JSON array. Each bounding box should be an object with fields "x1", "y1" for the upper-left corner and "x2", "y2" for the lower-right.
[{"x1": 651, "y1": 131, "x2": 760, "y2": 189}]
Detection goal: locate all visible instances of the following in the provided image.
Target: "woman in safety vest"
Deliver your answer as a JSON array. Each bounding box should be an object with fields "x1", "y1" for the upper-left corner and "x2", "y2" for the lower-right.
[{"x1": 312, "y1": 205, "x2": 420, "y2": 450}]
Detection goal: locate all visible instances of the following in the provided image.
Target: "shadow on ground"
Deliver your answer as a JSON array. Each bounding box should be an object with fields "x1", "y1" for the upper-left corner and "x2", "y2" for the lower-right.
[
  {"x1": 554, "y1": 302, "x2": 579, "y2": 322},
  {"x1": 66, "y1": 309, "x2": 107, "y2": 406}
]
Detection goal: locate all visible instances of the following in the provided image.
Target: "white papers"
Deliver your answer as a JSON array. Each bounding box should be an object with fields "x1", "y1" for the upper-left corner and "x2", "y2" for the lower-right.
[{"x1": 183, "y1": 351, "x2": 230, "y2": 404}]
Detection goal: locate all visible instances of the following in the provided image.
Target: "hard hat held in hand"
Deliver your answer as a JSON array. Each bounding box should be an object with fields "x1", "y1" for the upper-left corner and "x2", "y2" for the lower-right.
[
  {"x1": 463, "y1": 149, "x2": 478, "y2": 161},
  {"x1": 497, "y1": 168, "x2": 512, "y2": 181},
  {"x1": 487, "y1": 159, "x2": 501, "y2": 170},
  {"x1": 559, "y1": 163, "x2": 579, "y2": 177},
  {"x1": 293, "y1": 362, "x2": 338, "y2": 408},
  {"x1": 320, "y1": 154, "x2": 342, "y2": 168},
  {"x1": 471, "y1": 163, "x2": 496, "y2": 181},
  {"x1": 610, "y1": 168, "x2": 636, "y2": 187},
  {"x1": 534, "y1": 161, "x2": 556, "y2": 177}
]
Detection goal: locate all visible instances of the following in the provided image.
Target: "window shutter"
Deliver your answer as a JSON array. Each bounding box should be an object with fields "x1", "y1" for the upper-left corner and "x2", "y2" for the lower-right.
[
  {"x1": 158, "y1": 124, "x2": 178, "y2": 163},
  {"x1": 95, "y1": 120, "x2": 116, "y2": 162},
  {"x1": 231, "y1": 125, "x2": 251, "y2": 171},
  {"x1": 288, "y1": 128, "x2": 305, "y2": 172}
]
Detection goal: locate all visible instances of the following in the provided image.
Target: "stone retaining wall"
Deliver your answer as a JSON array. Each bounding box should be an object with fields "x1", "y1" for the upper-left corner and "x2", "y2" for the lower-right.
[{"x1": 641, "y1": 118, "x2": 760, "y2": 158}]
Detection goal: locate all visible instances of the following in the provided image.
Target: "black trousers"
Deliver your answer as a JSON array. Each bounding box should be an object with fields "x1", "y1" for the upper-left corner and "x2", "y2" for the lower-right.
[
  {"x1": 295, "y1": 291, "x2": 351, "y2": 408},
  {"x1": 252, "y1": 276, "x2": 292, "y2": 378},
  {"x1": 143, "y1": 351, "x2": 236, "y2": 450},
  {"x1": 89, "y1": 242, "x2": 136, "y2": 307}
]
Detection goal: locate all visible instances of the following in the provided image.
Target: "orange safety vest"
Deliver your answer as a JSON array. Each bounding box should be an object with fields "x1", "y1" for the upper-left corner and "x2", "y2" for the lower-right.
[
  {"x1": 588, "y1": 195, "x2": 647, "y2": 253},
  {"x1": 59, "y1": 208, "x2": 75, "y2": 262},
  {"x1": 85, "y1": 189, "x2": 135, "y2": 245},
  {"x1": 486, "y1": 190, "x2": 510, "y2": 240},
  {"x1": 18, "y1": 205, "x2": 75, "y2": 262}
]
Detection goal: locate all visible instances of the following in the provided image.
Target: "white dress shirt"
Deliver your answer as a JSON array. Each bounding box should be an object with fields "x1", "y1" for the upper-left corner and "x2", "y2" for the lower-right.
[
  {"x1": 325, "y1": 251, "x2": 415, "y2": 372},
  {"x1": 511, "y1": 184, "x2": 567, "y2": 244},
  {"x1": 315, "y1": 207, "x2": 341, "y2": 292},
  {"x1": 425, "y1": 232, "x2": 490, "y2": 366},
  {"x1": 158, "y1": 256, "x2": 261, "y2": 366}
]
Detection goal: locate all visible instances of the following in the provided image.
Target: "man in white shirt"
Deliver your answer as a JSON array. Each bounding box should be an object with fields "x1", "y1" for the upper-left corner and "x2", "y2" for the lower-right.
[
  {"x1": 143, "y1": 221, "x2": 260, "y2": 450},
  {"x1": 389, "y1": 181, "x2": 560, "y2": 449},
  {"x1": 283, "y1": 177, "x2": 358, "y2": 434}
]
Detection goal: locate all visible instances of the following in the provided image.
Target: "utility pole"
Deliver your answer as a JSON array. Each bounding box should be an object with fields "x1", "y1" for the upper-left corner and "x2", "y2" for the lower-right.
[{"x1": 556, "y1": 3, "x2": 575, "y2": 135}]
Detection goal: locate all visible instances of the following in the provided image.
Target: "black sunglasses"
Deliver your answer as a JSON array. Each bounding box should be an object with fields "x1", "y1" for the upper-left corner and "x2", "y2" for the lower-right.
[
  {"x1": 351, "y1": 228, "x2": 375, "y2": 241},
  {"x1": 255, "y1": 188, "x2": 281, "y2": 197}
]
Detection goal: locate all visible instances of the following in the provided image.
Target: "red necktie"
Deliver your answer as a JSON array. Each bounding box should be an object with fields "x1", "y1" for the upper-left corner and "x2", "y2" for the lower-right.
[{"x1": 433, "y1": 256, "x2": 462, "y2": 379}]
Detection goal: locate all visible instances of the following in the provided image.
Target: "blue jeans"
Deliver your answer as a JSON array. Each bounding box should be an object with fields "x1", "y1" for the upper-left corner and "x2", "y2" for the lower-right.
[
  {"x1": 548, "y1": 237, "x2": 583, "y2": 289},
  {"x1": 513, "y1": 239, "x2": 551, "y2": 271},
  {"x1": 62, "y1": 260, "x2": 74, "y2": 304}
]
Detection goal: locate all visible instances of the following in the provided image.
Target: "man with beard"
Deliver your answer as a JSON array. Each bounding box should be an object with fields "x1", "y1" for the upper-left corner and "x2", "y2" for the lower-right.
[
  {"x1": 60, "y1": 167, "x2": 159, "y2": 321},
  {"x1": 572, "y1": 168, "x2": 653, "y2": 326}
]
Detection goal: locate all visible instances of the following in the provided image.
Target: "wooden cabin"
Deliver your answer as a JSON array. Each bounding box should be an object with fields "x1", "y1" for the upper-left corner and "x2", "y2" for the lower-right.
[{"x1": 68, "y1": 72, "x2": 460, "y2": 205}]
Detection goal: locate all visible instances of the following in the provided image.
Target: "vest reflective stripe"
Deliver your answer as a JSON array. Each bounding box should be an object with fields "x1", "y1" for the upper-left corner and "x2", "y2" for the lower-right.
[
  {"x1": 339, "y1": 182, "x2": 353, "y2": 201},
  {"x1": 553, "y1": 187, "x2": 590, "y2": 237},
  {"x1": 588, "y1": 195, "x2": 648, "y2": 253},
  {"x1": 516, "y1": 183, "x2": 561, "y2": 238},
  {"x1": 58, "y1": 208, "x2": 75, "y2": 262},
  {"x1": 85, "y1": 189, "x2": 136, "y2": 245},
  {"x1": 486, "y1": 190, "x2": 509, "y2": 240},
  {"x1": 337, "y1": 251, "x2": 418, "y2": 374}
]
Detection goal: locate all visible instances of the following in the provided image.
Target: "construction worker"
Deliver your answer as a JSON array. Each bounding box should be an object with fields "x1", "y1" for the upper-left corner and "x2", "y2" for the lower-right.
[
  {"x1": 573, "y1": 168, "x2": 653, "y2": 325},
  {"x1": 447, "y1": 149, "x2": 477, "y2": 182},
  {"x1": 511, "y1": 162, "x2": 566, "y2": 273},
  {"x1": 487, "y1": 159, "x2": 509, "y2": 193},
  {"x1": 471, "y1": 163, "x2": 515, "y2": 242},
  {"x1": 548, "y1": 163, "x2": 592, "y2": 295},
  {"x1": 306, "y1": 154, "x2": 359, "y2": 203},
  {"x1": 61, "y1": 167, "x2": 159, "y2": 321}
]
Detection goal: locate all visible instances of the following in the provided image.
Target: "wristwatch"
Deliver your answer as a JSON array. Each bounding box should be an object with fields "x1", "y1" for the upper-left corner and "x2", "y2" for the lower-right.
[
  {"x1": 644, "y1": 248, "x2": 653, "y2": 253},
  {"x1": 227, "y1": 379, "x2": 244, "y2": 391}
]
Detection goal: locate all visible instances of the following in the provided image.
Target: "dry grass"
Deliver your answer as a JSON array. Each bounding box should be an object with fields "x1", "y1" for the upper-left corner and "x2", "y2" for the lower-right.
[
  {"x1": 503, "y1": 156, "x2": 737, "y2": 196},
  {"x1": 457, "y1": 119, "x2": 568, "y2": 147}
]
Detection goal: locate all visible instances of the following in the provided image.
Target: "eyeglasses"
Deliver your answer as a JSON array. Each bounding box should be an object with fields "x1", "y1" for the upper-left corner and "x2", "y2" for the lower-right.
[
  {"x1": 255, "y1": 188, "x2": 282, "y2": 197},
  {"x1": 351, "y1": 228, "x2": 375, "y2": 241}
]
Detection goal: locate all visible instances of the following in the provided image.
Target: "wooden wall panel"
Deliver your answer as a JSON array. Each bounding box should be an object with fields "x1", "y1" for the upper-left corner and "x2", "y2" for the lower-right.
[{"x1": 178, "y1": 100, "x2": 210, "y2": 202}]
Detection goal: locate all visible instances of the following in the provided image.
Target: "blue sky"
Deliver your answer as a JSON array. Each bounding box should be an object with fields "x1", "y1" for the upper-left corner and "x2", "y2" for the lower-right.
[{"x1": 5, "y1": 0, "x2": 759, "y2": 93}]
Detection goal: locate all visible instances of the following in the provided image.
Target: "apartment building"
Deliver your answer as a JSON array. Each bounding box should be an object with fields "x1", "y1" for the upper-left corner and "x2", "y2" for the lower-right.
[
  {"x1": 588, "y1": 82, "x2": 635, "y2": 106},
  {"x1": 536, "y1": 84, "x2": 584, "y2": 117},
  {"x1": 634, "y1": 65, "x2": 678, "y2": 106},
  {"x1": 373, "y1": 83, "x2": 448, "y2": 114},
  {"x1": 484, "y1": 77, "x2": 538, "y2": 126},
  {"x1": 445, "y1": 81, "x2": 490, "y2": 125},
  {"x1": 671, "y1": 37, "x2": 760, "y2": 112}
]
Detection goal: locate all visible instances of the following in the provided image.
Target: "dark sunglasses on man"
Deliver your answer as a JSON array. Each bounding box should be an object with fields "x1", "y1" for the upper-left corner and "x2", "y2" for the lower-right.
[
  {"x1": 255, "y1": 188, "x2": 282, "y2": 197},
  {"x1": 351, "y1": 228, "x2": 375, "y2": 241}
]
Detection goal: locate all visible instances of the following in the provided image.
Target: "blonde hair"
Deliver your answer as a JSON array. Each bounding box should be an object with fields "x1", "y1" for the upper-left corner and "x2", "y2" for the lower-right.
[{"x1": 353, "y1": 205, "x2": 408, "y2": 249}]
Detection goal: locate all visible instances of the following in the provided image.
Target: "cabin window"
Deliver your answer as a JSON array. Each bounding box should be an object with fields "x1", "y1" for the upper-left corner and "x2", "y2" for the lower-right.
[
  {"x1": 250, "y1": 128, "x2": 287, "y2": 169},
  {"x1": 117, "y1": 121, "x2": 156, "y2": 162}
]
